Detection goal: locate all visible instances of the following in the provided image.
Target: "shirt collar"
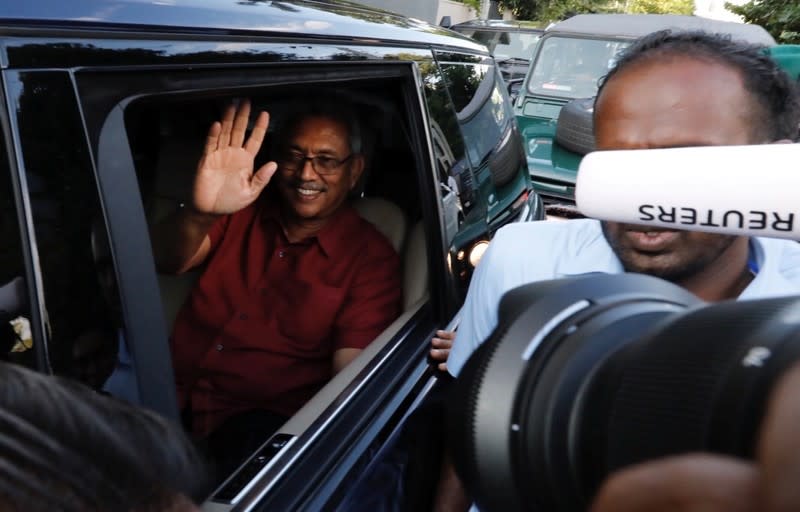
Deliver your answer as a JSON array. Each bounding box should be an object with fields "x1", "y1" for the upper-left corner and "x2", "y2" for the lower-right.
[
  {"x1": 260, "y1": 199, "x2": 361, "y2": 258},
  {"x1": 549, "y1": 222, "x2": 797, "y2": 300},
  {"x1": 740, "y1": 237, "x2": 799, "y2": 299}
]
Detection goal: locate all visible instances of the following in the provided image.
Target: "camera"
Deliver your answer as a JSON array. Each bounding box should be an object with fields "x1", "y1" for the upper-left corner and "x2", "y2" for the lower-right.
[{"x1": 447, "y1": 144, "x2": 800, "y2": 511}]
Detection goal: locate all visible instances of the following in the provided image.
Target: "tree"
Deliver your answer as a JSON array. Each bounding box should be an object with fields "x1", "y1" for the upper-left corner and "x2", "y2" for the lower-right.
[
  {"x1": 628, "y1": 0, "x2": 694, "y2": 15},
  {"x1": 726, "y1": 0, "x2": 800, "y2": 43},
  {"x1": 455, "y1": 0, "x2": 482, "y2": 15},
  {"x1": 498, "y1": 0, "x2": 622, "y2": 22},
  {"x1": 497, "y1": 0, "x2": 695, "y2": 22}
]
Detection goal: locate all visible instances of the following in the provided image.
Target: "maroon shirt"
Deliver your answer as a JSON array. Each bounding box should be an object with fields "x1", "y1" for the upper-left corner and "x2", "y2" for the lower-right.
[{"x1": 170, "y1": 201, "x2": 401, "y2": 437}]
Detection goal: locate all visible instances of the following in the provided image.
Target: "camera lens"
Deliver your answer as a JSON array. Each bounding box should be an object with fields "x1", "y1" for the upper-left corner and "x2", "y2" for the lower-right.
[{"x1": 448, "y1": 273, "x2": 800, "y2": 512}]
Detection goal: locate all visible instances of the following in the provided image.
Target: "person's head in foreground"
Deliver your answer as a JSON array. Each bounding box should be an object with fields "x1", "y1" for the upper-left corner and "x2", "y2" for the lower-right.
[
  {"x1": 594, "y1": 30, "x2": 800, "y2": 301},
  {"x1": 0, "y1": 362, "x2": 209, "y2": 512}
]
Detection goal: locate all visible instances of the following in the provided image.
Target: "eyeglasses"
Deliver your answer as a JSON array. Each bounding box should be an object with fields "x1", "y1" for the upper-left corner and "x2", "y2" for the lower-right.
[{"x1": 278, "y1": 150, "x2": 353, "y2": 175}]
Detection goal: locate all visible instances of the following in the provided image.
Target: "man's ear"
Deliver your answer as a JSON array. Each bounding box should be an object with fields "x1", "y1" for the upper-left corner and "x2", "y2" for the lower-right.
[{"x1": 348, "y1": 154, "x2": 365, "y2": 189}]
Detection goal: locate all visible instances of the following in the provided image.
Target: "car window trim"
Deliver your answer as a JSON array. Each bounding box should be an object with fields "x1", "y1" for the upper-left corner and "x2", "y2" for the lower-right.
[
  {"x1": 1, "y1": 71, "x2": 53, "y2": 374},
  {"x1": 94, "y1": 102, "x2": 180, "y2": 421}
]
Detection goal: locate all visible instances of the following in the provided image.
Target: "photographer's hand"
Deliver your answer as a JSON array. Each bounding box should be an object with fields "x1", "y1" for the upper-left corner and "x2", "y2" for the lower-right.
[
  {"x1": 590, "y1": 454, "x2": 758, "y2": 512},
  {"x1": 591, "y1": 362, "x2": 800, "y2": 512},
  {"x1": 430, "y1": 330, "x2": 455, "y2": 372}
]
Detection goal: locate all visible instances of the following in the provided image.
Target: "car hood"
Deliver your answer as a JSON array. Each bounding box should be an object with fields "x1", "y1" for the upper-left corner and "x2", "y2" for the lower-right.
[{"x1": 518, "y1": 116, "x2": 582, "y2": 200}]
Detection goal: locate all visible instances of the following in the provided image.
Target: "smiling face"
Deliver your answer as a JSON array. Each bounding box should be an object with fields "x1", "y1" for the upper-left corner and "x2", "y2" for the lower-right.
[
  {"x1": 595, "y1": 55, "x2": 757, "y2": 283},
  {"x1": 275, "y1": 115, "x2": 364, "y2": 227}
]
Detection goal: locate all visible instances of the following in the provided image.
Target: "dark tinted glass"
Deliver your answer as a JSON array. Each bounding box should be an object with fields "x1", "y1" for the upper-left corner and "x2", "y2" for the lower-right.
[
  {"x1": 13, "y1": 72, "x2": 124, "y2": 392},
  {"x1": 419, "y1": 60, "x2": 477, "y2": 244},
  {"x1": 438, "y1": 63, "x2": 506, "y2": 169},
  {"x1": 0, "y1": 123, "x2": 34, "y2": 370}
]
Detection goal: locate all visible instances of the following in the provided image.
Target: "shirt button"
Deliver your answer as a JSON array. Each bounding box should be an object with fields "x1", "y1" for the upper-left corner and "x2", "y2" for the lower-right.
[
  {"x1": 278, "y1": 250, "x2": 285, "y2": 258},
  {"x1": 215, "y1": 344, "x2": 224, "y2": 352}
]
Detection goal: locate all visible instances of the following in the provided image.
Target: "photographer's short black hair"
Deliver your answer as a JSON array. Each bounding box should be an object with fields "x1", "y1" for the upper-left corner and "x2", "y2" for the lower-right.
[
  {"x1": 596, "y1": 30, "x2": 800, "y2": 142},
  {"x1": 0, "y1": 362, "x2": 209, "y2": 512}
]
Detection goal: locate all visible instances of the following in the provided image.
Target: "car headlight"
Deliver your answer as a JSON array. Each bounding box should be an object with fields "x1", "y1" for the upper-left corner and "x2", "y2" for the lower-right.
[{"x1": 468, "y1": 240, "x2": 490, "y2": 267}]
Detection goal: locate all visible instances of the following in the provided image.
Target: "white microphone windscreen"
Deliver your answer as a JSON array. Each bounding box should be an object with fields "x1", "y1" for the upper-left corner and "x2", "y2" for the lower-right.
[{"x1": 575, "y1": 144, "x2": 800, "y2": 240}]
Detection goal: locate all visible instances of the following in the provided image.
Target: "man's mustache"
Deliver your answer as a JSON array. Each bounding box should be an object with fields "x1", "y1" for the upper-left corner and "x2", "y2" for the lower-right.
[{"x1": 282, "y1": 178, "x2": 327, "y2": 192}]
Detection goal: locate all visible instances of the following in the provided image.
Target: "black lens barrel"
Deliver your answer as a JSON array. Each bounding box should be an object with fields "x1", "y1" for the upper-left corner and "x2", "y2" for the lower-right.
[{"x1": 449, "y1": 274, "x2": 800, "y2": 512}]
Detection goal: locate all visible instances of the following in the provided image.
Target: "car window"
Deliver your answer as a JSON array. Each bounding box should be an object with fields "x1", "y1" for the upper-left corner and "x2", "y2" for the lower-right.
[
  {"x1": 443, "y1": 62, "x2": 508, "y2": 171},
  {"x1": 13, "y1": 72, "x2": 124, "y2": 392},
  {"x1": 420, "y1": 59, "x2": 478, "y2": 246},
  {"x1": 0, "y1": 128, "x2": 35, "y2": 371},
  {"x1": 424, "y1": 55, "x2": 518, "y2": 299},
  {"x1": 527, "y1": 36, "x2": 630, "y2": 99},
  {"x1": 121, "y1": 79, "x2": 428, "y2": 484},
  {"x1": 458, "y1": 29, "x2": 541, "y2": 62}
]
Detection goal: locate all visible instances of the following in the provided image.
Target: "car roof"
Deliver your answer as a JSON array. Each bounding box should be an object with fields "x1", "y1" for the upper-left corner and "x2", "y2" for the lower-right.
[
  {"x1": 0, "y1": 0, "x2": 486, "y2": 52},
  {"x1": 450, "y1": 18, "x2": 545, "y2": 32},
  {"x1": 544, "y1": 14, "x2": 776, "y2": 46}
]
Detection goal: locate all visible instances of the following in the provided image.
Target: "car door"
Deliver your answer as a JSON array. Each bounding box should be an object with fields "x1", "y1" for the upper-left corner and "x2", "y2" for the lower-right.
[
  {"x1": 1, "y1": 29, "x2": 502, "y2": 510},
  {"x1": 50, "y1": 37, "x2": 459, "y2": 510}
]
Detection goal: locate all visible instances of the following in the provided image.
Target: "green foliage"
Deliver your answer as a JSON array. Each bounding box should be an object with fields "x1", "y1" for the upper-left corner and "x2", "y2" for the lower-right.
[
  {"x1": 498, "y1": 0, "x2": 697, "y2": 21},
  {"x1": 455, "y1": 0, "x2": 482, "y2": 14},
  {"x1": 726, "y1": 0, "x2": 800, "y2": 44},
  {"x1": 498, "y1": 0, "x2": 624, "y2": 23},
  {"x1": 628, "y1": 0, "x2": 694, "y2": 14}
]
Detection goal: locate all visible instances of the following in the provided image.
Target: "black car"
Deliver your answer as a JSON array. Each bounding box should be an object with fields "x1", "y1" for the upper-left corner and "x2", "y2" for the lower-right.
[{"x1": 0, "y1": 0, "x2": 543, "y2": 510}]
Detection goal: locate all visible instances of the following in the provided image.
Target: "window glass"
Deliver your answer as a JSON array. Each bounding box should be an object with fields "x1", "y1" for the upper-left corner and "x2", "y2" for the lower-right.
[
  {"x1": 124, "y1": 80, "x2": 418, "y2": 483},
  {"x1": 0, "y1": 129, "x2": 34, "y2": 370},
  {"x1": 419, "y1": 60, "x2": 478, "y2": 245},
  {"x1": 440, "y1": 63, "x2": 507, "y2": 171},
  {"x1": 528, "y1": 36, "x2": 630, "y2": 99},
  {"x1": 14, "y1": 72, "x2": 124, "y2": 393},
  {"x1": 460, "y1": 29, "x2": 541, "y2": 62}
]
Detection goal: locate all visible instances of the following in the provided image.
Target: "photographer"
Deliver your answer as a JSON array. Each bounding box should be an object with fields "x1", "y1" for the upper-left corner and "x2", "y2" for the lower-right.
[{"x1": 434, "y1": 30, "x2": 800, "y2": 511}]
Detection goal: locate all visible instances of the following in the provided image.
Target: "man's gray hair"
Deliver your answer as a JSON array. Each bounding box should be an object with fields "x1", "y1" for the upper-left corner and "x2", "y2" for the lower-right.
[{"x1": 280, "y1": 100, "x2": 363, "y2": 154}]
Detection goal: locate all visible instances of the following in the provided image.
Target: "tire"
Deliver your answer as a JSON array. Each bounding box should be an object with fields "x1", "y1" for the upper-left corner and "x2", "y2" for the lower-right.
[
  {"x1": 489, "y1": 125, "x2": 525, "y2": 188},
  {"x1": 555, "y1": 97, "x2": 596, "y2": 155}
]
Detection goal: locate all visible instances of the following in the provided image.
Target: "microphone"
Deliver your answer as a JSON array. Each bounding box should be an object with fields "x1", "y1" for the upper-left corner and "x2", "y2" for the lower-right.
[{"x1": 574, "y1": 144, "x2": 800, "y2": 240}]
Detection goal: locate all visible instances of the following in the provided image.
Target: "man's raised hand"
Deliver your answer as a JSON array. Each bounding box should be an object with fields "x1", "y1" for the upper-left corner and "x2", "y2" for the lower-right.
[{"x1": 192, "y1": 99, "x2": 278, "y2": 215}]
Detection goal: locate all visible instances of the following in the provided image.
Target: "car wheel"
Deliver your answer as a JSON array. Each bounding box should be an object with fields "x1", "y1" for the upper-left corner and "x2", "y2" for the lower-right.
[{"x1": 555, "y1": 97, "x2": 595, "y2": 155}]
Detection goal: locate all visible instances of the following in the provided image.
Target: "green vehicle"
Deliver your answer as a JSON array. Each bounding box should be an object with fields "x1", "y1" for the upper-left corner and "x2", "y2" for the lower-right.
[{"x1": 513, "y1": 14, "x2": 777, "y2": 215}]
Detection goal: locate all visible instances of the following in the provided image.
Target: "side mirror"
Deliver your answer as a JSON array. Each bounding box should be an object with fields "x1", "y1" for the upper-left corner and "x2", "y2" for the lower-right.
[
  {"x1": 506, "y1": 78, "x2": 524, "y2": 104},
  {"x1": 439, "y1": 16, "x2": 452, "y2": 29}
]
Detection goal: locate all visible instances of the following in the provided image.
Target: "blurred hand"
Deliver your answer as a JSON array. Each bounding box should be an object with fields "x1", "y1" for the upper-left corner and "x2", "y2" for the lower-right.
[
  {"x1": 430, "y1": 330, "x2": 455, "y2": 372},
  {"x1": 192, "y1": 99, "x2": 278, "y2": 215},
  {"x1": 590, "y1": 454, "x2": 758, "y2": 512},
  {"x1": 591, "y1": 362, "x2": 800, "y2": 512}
]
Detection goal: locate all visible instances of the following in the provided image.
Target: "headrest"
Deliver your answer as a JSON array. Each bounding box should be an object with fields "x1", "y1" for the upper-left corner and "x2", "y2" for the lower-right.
[{"x1": 353, "y1": 197, "x2": 406, "y2": 253}]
